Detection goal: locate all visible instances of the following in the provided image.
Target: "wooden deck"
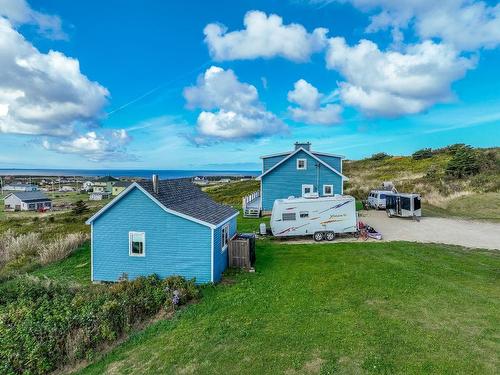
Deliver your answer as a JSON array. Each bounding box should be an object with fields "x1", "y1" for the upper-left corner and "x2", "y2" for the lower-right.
[{"x1": 242, "y1": 191, "x2": 261, "y2": 217}]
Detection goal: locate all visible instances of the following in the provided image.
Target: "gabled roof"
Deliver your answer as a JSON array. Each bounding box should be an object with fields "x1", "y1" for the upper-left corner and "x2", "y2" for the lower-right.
[
  {"x1": 113, "y1": 181, "x2": 132, "y2": 188},
  {"x1": 86, "y1": 178, "x2": 238, "y2": 228},
  {"x1": 4, "y1": 191, "x2": 51, "y2": 202},
  {"x1": 256, "y1": 147, "x2": 348, "y2": 181},
  {"x1": 260, "y1": 150, "x2": 345, "y2": 159}
]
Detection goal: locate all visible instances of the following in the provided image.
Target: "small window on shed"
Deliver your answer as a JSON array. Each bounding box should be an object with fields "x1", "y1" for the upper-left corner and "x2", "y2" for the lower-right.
[
  {"x1": 221, "y1": 224, "x2": 230, "y2": 251},
  {"x1": 129, "y1": 232, "x2": 145, "y2": 256},
  {"x1": 323, "y1": 185, "x2": 333, "y2": 196},
  {"x1": 282, "y1": 212, "x2": 296, "y2": 221},
  {"x1": 299, "y1": 211, "x2": 309, "y2": 218}
]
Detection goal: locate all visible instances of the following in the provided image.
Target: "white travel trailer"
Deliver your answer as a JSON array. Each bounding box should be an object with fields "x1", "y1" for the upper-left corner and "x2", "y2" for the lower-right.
[{"x1": 270, "y1": 195, "x2": 357, "y2": 241}]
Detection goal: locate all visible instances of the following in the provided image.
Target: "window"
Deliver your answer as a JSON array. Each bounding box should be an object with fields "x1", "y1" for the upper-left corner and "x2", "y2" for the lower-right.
[
  {"x1": 323, "y1": 185, "x2": 333, "y2": 196},
  {"x1": 299, "y1": 211, "x2": 309, "y2": 218},
  {"x1": 282, "y1": 212, "x2": 296, "y2": 221},
  {"x1": 296, "y1": 158, "x2": 307, "y2": 170},
  {"x1": 302, "y1": 184, "x2": 314, "y2": 196},
  {"x1": 129, "y1": 231, "x2": 145, "y2": 256},
  {"x1": 221, "y1": 224, "x2": 230, "y2": 251},
  {"x1": 380, "y1": 194, "x2": 386, "y2": 199}
]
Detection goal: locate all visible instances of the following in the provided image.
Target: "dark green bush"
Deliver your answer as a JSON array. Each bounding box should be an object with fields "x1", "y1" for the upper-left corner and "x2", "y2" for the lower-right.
[
  {"x1": 369, "y1": 152, "x2": 391, "y2": 161},
  {"x1": 0, "y1": 275, "x2": 199, "y2": 374},
  {"x1": 72, "y1": 200, "x2": 89, "y2": 215},
  {"x1": 445, "y1": 145, "x2": 480, "y2": 178},
  {"x1": 412, "y1": 148, "x2": 433, "y2": 160}
]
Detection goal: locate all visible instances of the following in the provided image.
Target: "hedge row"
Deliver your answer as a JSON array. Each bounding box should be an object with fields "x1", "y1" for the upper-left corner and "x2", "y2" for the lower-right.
[{"x1": 0, "y1": 275, "x2": 198, "y2": 374}]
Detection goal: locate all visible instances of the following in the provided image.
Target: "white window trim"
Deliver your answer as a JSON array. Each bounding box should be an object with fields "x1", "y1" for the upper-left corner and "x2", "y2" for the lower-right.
[
  {"x1": 129, "y1": 231, "x2": 146, "y2": 257},
  {"x1": 221, "y1": 224, "x2": 229, "y2": 252},
  {"x1": 296, "y1": 158, "x2": 307, "y2": 170},
  {"x1": 323, "y1": 184, "x2": 333, "y2": 196},
  {"x1": 302, "y1": 184, "x2": 314, "y2": 196}
]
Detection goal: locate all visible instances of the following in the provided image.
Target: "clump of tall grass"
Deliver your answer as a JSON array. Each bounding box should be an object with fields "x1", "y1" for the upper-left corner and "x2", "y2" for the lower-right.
[
  {"x1": 0, "y1": 231, "x2": 88, "y2": 271},
  {"x1": 39, "y1": 233, "x2": 88, "y2": 265},
  {"x1": 0, "y1": 230, "x2": 41, "y2": 267}
]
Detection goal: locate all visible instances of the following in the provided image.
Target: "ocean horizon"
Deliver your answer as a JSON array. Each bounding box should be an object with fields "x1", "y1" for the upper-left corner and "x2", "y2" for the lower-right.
[{"x1": 0, "y1": 169, "x2": 260, "y2": 179}]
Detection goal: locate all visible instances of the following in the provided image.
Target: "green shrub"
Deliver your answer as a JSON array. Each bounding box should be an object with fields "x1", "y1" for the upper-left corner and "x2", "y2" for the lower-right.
[
  {"x1": 72, "y1": 200, "x2": 89, "y2": 215},
  {"x1": 0, "y1": 275, "x2": 198, "y2": 374},
  {"x1": 412, "y1": 148, "x2": 433, "y2": 160},
  {"x1": 445, "y1": 145, "x2": 480, "y2": 178},
  {"x1": 369, "y1": 152, "x2": 391, "y2": 161}
]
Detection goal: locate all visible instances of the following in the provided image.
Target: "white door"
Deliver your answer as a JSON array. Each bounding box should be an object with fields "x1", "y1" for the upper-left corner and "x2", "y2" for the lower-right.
[{"x1": 302, "y1": 184, "x2": 314, "y2": 196}]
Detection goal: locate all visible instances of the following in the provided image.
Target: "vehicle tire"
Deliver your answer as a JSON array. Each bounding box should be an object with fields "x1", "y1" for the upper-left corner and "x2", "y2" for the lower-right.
[
  {"x1": 313, "y1": 232, "x2": 324, "y2": 242},
  {"x1": 387, "y1": 210, "x2": 393, "y2": 218},
  {"x1": 325, "y1": 232, "x2": 335, "y2": 241}
]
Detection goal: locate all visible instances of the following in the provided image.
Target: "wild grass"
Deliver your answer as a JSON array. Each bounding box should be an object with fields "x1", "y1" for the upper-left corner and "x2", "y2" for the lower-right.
[
  {"x1": 204, "y1": 180, "x2": 260, "y2": 205},
  {"x1": 0, "y1": 230, "x2": 88, "y2": 281}
]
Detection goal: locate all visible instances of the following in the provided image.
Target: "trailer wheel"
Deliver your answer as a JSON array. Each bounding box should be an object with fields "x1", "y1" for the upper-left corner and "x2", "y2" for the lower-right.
[
  {"x1": 325, "y1": 232, "x2": 335, "y2": 241},
  {"x1": 387, "y1": 210, "x2": 393, "y2": 218},
  {"x1": 313, "y1": 232, "x2": 324, "y2": 242}
]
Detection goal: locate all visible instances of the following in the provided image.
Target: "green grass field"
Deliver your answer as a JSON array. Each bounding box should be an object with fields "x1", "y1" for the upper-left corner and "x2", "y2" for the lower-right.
[{"x1": 73, "y1": 240, "x2": 499, "y2": 375}]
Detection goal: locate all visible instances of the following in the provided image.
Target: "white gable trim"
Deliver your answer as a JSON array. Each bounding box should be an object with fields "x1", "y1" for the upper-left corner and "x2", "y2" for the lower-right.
[
  {"x1": 85, "y1": 182, "x2": 220, "y2": 229},
  {"x1": 259, "y1": 151, "x2": 292, "y2": 159},
  {"x1": 311, "y1": 151, "x2": 346, "y2": 159},
  {"x1": 256, "y1": 148, "x2": 348, "y2": 181}
]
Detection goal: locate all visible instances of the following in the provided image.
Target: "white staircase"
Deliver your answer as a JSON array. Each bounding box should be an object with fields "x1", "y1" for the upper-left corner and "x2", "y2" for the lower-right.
[{"x1": 242, "y1": 191, "x2": 261, "y2": 218}]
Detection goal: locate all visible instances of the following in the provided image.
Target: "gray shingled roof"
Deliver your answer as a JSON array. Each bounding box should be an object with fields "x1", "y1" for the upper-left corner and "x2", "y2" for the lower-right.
[
  {"x1": 137, "y1": 179, "x2": 237, "y2": 226},
  {"x1": 6, "y1": 191, "x2": 51, "y2": 202}
]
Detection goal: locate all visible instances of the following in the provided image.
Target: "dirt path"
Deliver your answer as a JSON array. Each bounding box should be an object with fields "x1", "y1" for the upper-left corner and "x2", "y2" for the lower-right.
[{"x1": 359, "y1": 210, "x2": 500, "y2": 250}]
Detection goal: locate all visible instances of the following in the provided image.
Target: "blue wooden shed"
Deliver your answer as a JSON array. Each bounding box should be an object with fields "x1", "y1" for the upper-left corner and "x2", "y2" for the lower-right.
[
  {"x1": 86, "y1": 177, "x2": 238, "y2": 284},
  {"x1": 242, "y1": 142, "x2": 348, "y2": 216}
]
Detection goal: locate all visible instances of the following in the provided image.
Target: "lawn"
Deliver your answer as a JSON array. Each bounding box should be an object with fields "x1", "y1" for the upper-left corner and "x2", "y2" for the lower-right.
[{"x1": 78, "y1": 240, "x2": 500, "y2": 375}]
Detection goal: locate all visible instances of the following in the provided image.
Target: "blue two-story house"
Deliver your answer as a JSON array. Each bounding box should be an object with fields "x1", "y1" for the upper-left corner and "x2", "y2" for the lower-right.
[
  {"x1": 243, "y1": 142, "x2": 347, "y2": 216},
  {"x1": 86, "y1": 177, "x2": 238, "y2": 284}
]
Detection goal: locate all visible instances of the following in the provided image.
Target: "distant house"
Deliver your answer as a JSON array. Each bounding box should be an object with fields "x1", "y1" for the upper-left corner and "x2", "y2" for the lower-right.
[
  {"x1": 93, "y1": 176, "x2": 119, "y2": 193},
  {"x1": 242, "y1": 142, "x2": 348, "y2": 217},
  {"x1": 82, "y1": 181, "x2": 94, "y2": 192},
  {"x1": 193, "y1": 177, "x2": 209, "y2": 186},
  {"x1": 89, "y1": 192, "x2": 111, "y2": 201},
  {"x1": 3, "y1": 183, "x2": 39, "y2": 192},
  {"x1": 112, "y1": 181, "x2": 132, "y2": 196},
  {"x1": 4, "y1": 191, "x2": 52, "y2": 211},
  {"x1": 59, "y1": 186, "x2": 75, "y2": 192},
  {"x1": 86, "y1": 177, "x2": 238, "y2": 283}
]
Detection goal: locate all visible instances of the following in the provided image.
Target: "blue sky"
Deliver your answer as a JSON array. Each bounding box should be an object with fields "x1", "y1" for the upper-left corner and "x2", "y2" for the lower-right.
[{"x1": 0, "y1": 0, "x2": 499, "y2": 170}]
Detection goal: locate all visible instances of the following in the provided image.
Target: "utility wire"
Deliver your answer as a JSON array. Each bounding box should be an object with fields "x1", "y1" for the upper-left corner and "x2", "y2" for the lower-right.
[{"x1": 107, "y1": 59, "x2": 212, "y2": 117}]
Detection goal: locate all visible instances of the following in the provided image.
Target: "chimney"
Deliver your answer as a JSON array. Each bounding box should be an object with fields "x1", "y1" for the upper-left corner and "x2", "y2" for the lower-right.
[
  {"x1": 294, "y1": 142, "x2": 311, "y2": 151},
  {"x1": 152, "y1": 174, "x2": 159, "y2": 194}
]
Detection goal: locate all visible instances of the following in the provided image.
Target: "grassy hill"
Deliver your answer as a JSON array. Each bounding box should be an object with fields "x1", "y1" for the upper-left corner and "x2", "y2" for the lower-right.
[{"x1": 343, "y1": 145, "x2": 500, "y2": 220}]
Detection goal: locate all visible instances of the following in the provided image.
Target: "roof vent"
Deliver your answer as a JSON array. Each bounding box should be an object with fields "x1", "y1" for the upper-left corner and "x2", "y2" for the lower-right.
[
  {"x1": 152, "y1": 174, "x2": 159, "y2": 194},
  {"x1": 294, "y1": 142, "x2": 311, "y2": 151}
]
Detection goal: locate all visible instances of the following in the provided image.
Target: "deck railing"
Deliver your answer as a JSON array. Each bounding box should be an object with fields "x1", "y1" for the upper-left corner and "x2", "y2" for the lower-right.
[{"x1": 242, "y1": 190, "x2": 260, "y2": 211}]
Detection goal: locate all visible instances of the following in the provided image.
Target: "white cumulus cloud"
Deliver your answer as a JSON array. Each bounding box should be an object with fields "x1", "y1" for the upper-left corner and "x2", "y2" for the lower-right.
[
  {"x1": 311, "y1": 0, "x2": 500, "y2": 51},
  {"x1": 287, "y1": 79, "x2": 342, "y2": 125},
  {"x1": 184, "y1": 66, "x2": 287, "y2": 141},
  {"x1": 0, "y1": 18, "x2": 109, "y2": 136},
  {"x1": 204, "y1": 10, "x2": 328, "y2": 62},
  {"x1": 42, "y1": 129, "x2": 132, "y2": 162},
  {"x1": 326, "y1": 38, "x2": 475, "y2": 117},
  {"x1": 0, "y1": 0, "x2": 66, "y2": 40}
]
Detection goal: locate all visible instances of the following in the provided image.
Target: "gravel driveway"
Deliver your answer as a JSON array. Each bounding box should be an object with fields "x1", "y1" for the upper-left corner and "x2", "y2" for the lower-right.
[{"x1": 359, "y1": 210, "x2": 500, "y2": 250}]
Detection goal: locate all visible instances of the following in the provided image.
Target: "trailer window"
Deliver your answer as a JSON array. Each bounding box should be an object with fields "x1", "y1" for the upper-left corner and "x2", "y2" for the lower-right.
[
  {"x1": 282, "y1": 213, "x2": 296, "y2": 221},
  {"x1": 379, "y1": 194, "x2": 386, "y2": 199},
  {"x1": 413, "y1": 196, "x2": 421, "y2": 210},
  {"x1": 299, "y1": 211, "x2": 309, "y2": 218},
  {"x1": 401, "y1": 197, "x2": 411, "y2": 210}
]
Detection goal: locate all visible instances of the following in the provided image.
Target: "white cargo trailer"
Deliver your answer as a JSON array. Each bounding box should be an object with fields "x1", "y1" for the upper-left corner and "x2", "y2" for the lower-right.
[{"x1": 270, "y1": 195, "x2": 357, "y2": 241}]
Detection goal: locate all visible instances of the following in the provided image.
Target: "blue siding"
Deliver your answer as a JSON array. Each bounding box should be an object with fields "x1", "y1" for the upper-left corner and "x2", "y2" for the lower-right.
[
  {"x1": 92, "y1": 187, "x2": 213, "y2": 284},
  {"x1": 212, "y1": 216, "x2": 237, "y2": 282},
  {"x1": 261, "y1": 150, "x2": 343, "y2": 211},
  {"x1": 313, "y1": 153, "x2": 342, "y2": 173},
  {"x1": 262, "y1": 154, "x2": 289, "y2": 172}
]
